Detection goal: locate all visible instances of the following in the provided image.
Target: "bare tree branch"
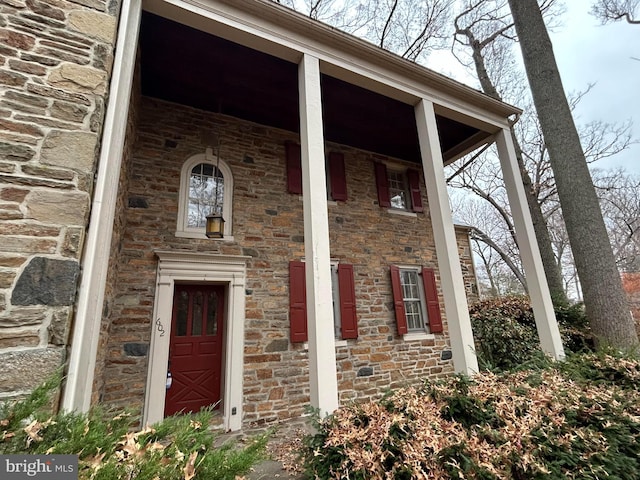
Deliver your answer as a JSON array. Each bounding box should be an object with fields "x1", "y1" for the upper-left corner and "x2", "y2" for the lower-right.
[
  {"x1": 471, "y1": 227, "x2": 527, "y2": 289},
  {"x1": 591, "y1": 0, "x2": 640, "y2": 24},
  {"x1": 380, "y1": 0, "x2": 399, "y2": 49}
]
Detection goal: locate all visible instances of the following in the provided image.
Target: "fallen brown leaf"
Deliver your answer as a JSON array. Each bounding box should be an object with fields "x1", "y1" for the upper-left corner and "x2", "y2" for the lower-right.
[
  {"x1": 83, "y1": 452, "x2": 107, "y2": 469},
  {"x1": 23, "y1": 418, "x2": 54, "y2": 446},
  {"x1": 183, "y1": 451, "x2": 198, "y2": 480}
]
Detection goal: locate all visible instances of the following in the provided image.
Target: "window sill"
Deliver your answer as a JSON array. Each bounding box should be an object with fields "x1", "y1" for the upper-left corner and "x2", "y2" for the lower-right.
[
  {"x1": 175, "y1": 231, "x2": 235, "y2": 242},
  {"x1": 402, "y1": 332, "x2": 435, "y2": 342},
  {"x1": 298, "y1": 196, "x2": 340, "y2": 206},
  {"x1": 303, "y1": 339, "x2": 348, "y2": 350},
  {"x1": 387, "y1": 209, "x2": 417, "y2": 218}
]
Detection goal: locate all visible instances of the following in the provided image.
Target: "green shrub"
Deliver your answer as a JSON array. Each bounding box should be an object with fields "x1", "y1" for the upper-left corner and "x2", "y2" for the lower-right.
[
  {"x1": 469, "y1": 296, "x2": 594, "y2": 371},
  {"x1": 301, "y1": 353, "x2": 640, "y2": 479},
  {"x1": 0, "y1": 378, "x2": 267, "y2": 479},
  {"x1": 554, "y1": 301, "x2": 595, "y2": 353}
]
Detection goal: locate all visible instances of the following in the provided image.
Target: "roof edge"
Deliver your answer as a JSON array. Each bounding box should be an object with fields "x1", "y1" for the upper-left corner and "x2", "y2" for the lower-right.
[{"x1": 223, "y1": 0, "x2": 521, "y2": 119}]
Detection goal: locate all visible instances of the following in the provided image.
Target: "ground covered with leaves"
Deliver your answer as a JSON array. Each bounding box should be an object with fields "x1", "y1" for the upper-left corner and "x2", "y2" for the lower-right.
[
  {"x1": 298, "y1": 353, "x2": 640, "y2": 479},
  {"x1": 0, "y1": 378, "x2": 267, "y2": 480}
]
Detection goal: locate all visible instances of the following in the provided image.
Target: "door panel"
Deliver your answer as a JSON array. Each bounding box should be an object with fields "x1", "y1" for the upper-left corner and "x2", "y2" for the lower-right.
[{"x1": 164, "y1": 284, "x2": 224, "y2": 417}]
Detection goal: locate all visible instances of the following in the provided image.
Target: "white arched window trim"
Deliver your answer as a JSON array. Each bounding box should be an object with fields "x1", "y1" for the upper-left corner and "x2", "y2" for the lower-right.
[{"x1": 175, "y1": 148, "x2": 234, "y2": 240}]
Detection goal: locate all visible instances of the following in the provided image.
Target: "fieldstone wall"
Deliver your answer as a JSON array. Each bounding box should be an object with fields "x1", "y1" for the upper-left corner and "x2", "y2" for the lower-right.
[
  {"x1": 0, "y1": 0, "x2": 118, "y2": 400},
  {"x1": 455, "y1": 225, "x2": 479, "y2": 305},
  {"x1": 100, "y1": 96, "x2": 477, "y2": 425},
  {"x1": 91, "y1": 57, "x2": 140, "y2": 404}
]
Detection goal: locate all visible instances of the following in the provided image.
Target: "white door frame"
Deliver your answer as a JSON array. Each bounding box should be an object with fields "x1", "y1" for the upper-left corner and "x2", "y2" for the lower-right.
[{"x1": 144, "y1": 250, "x2": 249, "y2": 431}]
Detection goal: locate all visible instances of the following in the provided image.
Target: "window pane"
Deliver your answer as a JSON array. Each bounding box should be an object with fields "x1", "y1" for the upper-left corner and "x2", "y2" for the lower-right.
[
  {"x1": 187, "y1": 163, "x2": 224, "y2": 228},
  {"x1": 400, "y1": 269, "x2": 425, "y2": 331},
  {"x1": 201, "y1": 163, "x2": 214, "y2": 176},
  {"x1": 213, "y1": 175, "x2": 224, "y2": 211},
  {"x1": 331, "y1": 265, "x2": 341, "y2": 338},
  {"x1": 400, "y1": 270, "x2": 411, "y2": 297},
  {"x1": 405, "y1": 301, "x2": 424, "y2": 330},
  {"x1": 202, "y1": 176, "x2": 215, "y2": 197},
  {"x1": 388, "y1": 170, "x2": 408, "y2": 210},
  {"x1": 206, "y1": 290, "x2": 218, "y2": 336},
  {"x1": 401, "y1": 271, "x2": 420, "y2": 299},
  {"x1": 176, "y1": 290, "x2": 188, "y2": 336},
  {"x1": 192, "y1": 290, "x2": 203, "y2": 336}
]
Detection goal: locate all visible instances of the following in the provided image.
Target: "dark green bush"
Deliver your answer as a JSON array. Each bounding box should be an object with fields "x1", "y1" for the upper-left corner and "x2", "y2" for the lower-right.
[
  {"x1": 0, "y1": 377, "x2": 266, "y2": 479},
  {"x1": 554, "y1": 301, "x2": 595, "y2": 353},
  {"x1": 469, "y1": 296, "x2": 594, "y2": 371},
  {"x1": 301, "y1": 352, "x2": 640, "y2": 479}
]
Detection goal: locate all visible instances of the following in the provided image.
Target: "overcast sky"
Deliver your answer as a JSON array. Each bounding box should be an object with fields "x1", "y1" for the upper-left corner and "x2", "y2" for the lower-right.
[
  {"x1": 536, "y1": 1, "x2": 638, "y2": 174},
  {"x1": 429, "y1": 1, "x2": 638, "y2": 175}
]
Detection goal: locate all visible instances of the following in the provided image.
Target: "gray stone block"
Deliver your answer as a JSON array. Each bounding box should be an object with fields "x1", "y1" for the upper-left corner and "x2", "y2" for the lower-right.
[
  {"x1": 0, "y1": 348, "x2": 64, "y2": 393},
  {"x1": 357, "y1": 366, "x2": 374, "y2": 377},
  {"x1": 12, "y1": 257, "x2": 79, "y2": 306},
  {"x1": 265, "y1": 339, "x2": 288, "y2": 352},
  {"x1": 123, "y1": 343, "x2": 148, "y2": 357}
]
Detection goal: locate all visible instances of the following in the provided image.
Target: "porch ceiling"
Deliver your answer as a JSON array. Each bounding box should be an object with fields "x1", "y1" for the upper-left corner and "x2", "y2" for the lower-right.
[{"x1": 139, "y1": 12, "x2": 486, "y2": 164}]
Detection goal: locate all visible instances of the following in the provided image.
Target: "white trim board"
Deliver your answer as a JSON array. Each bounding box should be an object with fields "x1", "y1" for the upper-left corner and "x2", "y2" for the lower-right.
[
  {"x1": 143, "y1": 251, "x2": 250, "y2": 431},
  {"x1": 62, "y1": 0, "x2": 143, "y2": 413}
]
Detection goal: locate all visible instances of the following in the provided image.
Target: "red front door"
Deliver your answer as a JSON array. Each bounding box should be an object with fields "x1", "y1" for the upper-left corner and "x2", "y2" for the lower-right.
[{"x1": 164, "y1": 284, "x2": 225, "y2": 417}]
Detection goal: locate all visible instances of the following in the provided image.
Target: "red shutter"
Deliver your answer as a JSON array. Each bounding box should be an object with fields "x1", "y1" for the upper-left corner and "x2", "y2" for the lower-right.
[
  {"x1": 374, "y1": 162, "x2": 391, "y2": 208},
  {"x1": 422, "y1": 267, "x2": 443, "y2": 333},
  {"x1": 285, "y1": 141, "x2": 303, "y2": 194},
  {"x1": 338, "y1": 264, "x2": 358, "y2": 339},
  {"x1": 289, "y1": 261, "x2": 308, "y2": 342},
  {"x1": 390, "y1": 265, "x2": 408, "y2": 335},
  {"x1": 407, "y1": 169, "x2": 423, "y2": 212},
  {"x1": 329, "y1": 152, "x2": 348, "y2": 201}
]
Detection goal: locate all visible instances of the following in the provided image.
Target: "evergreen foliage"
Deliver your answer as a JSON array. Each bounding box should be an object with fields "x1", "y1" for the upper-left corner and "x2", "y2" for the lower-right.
[
  {"x1": 0, "y1": 378, "x2": 267, "y2": 480},
  {"x1": 301, "y1": 352, "x2": 640, "y2": 479},
  {"x1": 469, "y1": 296, "x2": 594, "y2": 371}
]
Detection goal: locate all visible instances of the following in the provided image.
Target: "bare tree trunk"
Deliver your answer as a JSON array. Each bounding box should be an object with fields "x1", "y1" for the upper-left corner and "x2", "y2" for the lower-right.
[
  {"x1": 507, "y1": 0, "x2": 638, "y2": 348},
  {"x1": 467, "y1": 35, "x2": 568, "y2": 304},
  {"x1": 513, "y1": 130, "x2": 568, "y2": 304}
]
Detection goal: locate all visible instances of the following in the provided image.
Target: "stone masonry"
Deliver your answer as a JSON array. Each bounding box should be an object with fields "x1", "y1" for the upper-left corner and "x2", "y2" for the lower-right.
[
  {"x1": 98, "y1": 96, "x2": 478, "y2": 426},
  {"x1": 0, "y1": 0, "x2": 118, "y2": 401},
  {"x1": 0, "y1": 0, "x2": 480, "y2": 421}
]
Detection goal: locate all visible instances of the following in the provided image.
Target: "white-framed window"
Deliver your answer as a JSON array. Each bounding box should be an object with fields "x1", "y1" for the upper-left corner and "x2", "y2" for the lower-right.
[
  {"x1": 399, "y1": 268, "x2": 427, "y2": 331},
  {"x1": 387, "y1": 169, "x2": 410, "y2": 210},
  {"x1": 289, "y1": 261, "x2": 358, "y2": 343},
  {"x1": 374, "y1": 163, "x2": 423, "y2": 213},
  {"x1": 330, "y1": 263, "x2": 342, "y2": 339},
  {"x1": 176, "y1": 149, "x2": 233, "y2": 239},
  {"x1": 390, "y1": 265, "x2": 443, "y2": 336}
]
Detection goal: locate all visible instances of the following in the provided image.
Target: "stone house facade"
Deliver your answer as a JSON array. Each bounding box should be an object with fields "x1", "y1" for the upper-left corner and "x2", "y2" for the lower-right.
[
  {"x1": 1, "y1": 0, "x2": 115, "y2": 400},
  {"x1": 0, "y1": 0, "x2": 563, "y2": 430}
]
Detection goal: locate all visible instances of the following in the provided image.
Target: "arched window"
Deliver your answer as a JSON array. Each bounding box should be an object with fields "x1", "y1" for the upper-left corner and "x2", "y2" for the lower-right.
[{"x1": 176, "y1": 149, "x2": 233, "y2": 239}]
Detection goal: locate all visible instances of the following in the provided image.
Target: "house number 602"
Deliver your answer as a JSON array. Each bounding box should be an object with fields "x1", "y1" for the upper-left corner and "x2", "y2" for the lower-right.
[{"x1": 156, "y1": 318, "x2": 166, "y2": 337}]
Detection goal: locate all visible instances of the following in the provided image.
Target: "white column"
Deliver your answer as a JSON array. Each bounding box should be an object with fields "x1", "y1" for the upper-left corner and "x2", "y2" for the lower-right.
[
  {"x1": 415, "y1": 100, "x2": 479, "y2": 375},
  {"x1": 225, "y1": 274, "x2": 246, "y2": 432},
  {"x1": 298, "y1": 53, "x2": 339, "y2": 415},
  {"x1": 62, "y1": 0, "x2": 142, "y2": 411},
  {"x1": 495, "y1": 129, "x2": 565, "y2": 360},
  {"x1": 142, "y1": 278, "x2": 173, "y2": 425}
]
